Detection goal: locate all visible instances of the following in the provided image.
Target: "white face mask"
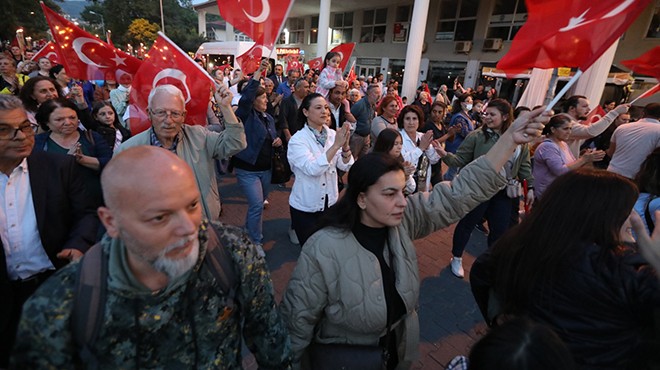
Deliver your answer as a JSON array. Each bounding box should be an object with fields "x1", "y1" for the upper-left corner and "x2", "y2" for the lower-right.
[{"x1": 464, "y1": 103, "x2": 473, "y2": 111}]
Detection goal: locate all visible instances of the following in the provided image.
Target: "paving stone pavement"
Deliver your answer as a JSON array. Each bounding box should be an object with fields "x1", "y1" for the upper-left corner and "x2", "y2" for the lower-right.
[{"x1": 217, "y1": 174, "x2": 490, "y2": 369}]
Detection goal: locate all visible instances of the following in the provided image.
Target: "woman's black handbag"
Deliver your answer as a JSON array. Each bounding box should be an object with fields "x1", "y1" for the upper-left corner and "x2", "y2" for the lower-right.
[
  {"x1": 308, "y1": 343, "x2": 387, "y2": 370},
  {"x1": 271, "y1": 146, "x2": 292, "y2": 184}
]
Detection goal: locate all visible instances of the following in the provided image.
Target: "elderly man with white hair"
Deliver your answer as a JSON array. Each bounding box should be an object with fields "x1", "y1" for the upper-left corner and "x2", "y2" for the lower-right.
[{"x1": 118, "y1": 84, "x2": 246, "y2": 221}]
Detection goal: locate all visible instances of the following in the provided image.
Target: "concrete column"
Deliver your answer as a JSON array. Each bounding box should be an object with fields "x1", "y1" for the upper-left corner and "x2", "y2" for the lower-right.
[
  {"x1": 401, "y1": 0, "x2": 431, "y2": 102},
  {"x1": 197, "y1": 11, "x2": 207, "y2": 38},
  {"x1": 573, "y1": 40, "x2": 619, "y2": 108},
  {"x1": 225, "y1": 22, "x2": 234, "y2": 42},
  {"x1": 317, "y1": 0, "x2": 331, "y2": 57},
  {"x1": 380, "y1": 57, "x2": 389, "y2": 85},
  {"x1": 464, "y1": 60, "x2": 480, "y2": 89}
]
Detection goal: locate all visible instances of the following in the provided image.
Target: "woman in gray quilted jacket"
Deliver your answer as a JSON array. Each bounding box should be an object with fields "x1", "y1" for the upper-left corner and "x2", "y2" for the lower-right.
[{"x1": 281, "y1": 107, "x2": 552, "y2": 369}]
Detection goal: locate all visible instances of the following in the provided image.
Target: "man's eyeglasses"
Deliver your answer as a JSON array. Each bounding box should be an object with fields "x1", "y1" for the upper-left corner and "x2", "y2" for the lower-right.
[
  {"x1": 0, "y1": 123, "x2": 37, "y2": 140},
  {"x1": 149, "y1": 109, "x2": 185, "y2": 120}
]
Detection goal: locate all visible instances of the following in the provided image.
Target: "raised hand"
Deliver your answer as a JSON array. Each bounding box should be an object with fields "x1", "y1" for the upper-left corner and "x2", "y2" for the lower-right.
[{"x1": 508, "y1": 106, "x2": 553, "y2": 144}]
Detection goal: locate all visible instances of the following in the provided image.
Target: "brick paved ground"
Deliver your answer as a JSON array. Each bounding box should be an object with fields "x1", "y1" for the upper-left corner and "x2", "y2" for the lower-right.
[{"x1": 218, "y1": 174, "x2": 490, "y2": 369}]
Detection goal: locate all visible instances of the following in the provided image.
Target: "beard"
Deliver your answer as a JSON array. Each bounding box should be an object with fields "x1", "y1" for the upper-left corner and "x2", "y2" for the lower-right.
[{"x1": 152, "y1": 235, "x2": 200, "y2": 280}]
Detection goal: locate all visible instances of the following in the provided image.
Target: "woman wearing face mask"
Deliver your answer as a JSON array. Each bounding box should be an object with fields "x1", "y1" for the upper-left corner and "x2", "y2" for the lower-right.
[
  {"x1": 442, "y1": 99, "x2": 533, "y2": 278},
  {"x1": 444, "y1": 93, "x2": 476, "y2": 181}
]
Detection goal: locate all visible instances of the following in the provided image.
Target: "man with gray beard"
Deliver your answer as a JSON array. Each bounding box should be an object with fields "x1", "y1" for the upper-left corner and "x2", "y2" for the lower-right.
[{"x1": 11, "y1": 146, "x2": 292, "y2": 368}]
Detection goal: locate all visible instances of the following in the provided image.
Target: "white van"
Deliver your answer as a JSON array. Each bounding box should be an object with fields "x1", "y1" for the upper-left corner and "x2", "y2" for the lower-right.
[{"x1": 195, "y1": 41, "x2": 273, "y2": 70}]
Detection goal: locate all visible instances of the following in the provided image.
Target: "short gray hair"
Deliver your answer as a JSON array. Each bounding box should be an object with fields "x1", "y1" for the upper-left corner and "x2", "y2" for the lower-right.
[
  {"x1": 147, "y1": 85, "x2": 186, "y2": 109},
  {"x1": 0, "y1": 95, "x2": 25, "y2": 112}
]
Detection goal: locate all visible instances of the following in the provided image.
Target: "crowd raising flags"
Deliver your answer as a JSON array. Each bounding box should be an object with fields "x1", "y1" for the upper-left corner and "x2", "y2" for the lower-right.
[{"x1": 40, "y1": 2, "x2": 142, "y2": 81}]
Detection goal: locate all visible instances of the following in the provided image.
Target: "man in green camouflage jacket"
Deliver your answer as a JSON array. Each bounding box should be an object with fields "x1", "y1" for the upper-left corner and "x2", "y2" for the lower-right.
[{"x1": 11, "y1": 146, "x2": 291, "y2": 369}]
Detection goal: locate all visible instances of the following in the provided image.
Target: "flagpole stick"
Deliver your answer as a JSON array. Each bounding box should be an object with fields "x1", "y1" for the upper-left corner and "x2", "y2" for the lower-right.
[
  {"x1": 628, "y1": 83, "x2": 659, "y2": 105},
  {"x1": 544, "y1": 69, "x2": 583, "y2": 112}
]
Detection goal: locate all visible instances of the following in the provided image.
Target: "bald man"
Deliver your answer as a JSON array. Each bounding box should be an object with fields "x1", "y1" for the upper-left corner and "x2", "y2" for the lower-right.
[{"x1": 12, "y1": 146, "x2": 292, "y2": 368}]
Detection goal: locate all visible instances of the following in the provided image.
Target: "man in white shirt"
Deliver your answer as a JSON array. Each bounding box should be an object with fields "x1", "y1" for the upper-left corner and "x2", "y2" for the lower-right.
[
  {"x1": 0, "y1": 95, "x2": 98, "y2": 367},
  {"x1": 607, "y1": 103, "x2": 660, "y2": 179},
  {"x1": 562, "y1": 95, "x2": 629, "y2": 158}
]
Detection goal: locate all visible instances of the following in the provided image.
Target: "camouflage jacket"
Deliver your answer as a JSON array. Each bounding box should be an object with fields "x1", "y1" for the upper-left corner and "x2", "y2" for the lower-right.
[{"x1": 11, "y1": 221, "x2": 292, "y2": 369}]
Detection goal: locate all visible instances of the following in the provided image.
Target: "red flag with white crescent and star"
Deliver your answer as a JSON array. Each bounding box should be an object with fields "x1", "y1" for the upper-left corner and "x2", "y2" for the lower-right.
[
  {"x1": 217, "y1": 0, "x2": 294, "y2": 48},
  {"x1": 622, "y1": 47, "x2": 660, "y2": 79},
  {"x1": 31, "y1": 41, "x2": 61, "y2": 64},
  {"x1": 497, "y1": 0, "x2": 653, "y2": 73},
  {"x1": 307, "y1": 57, "x2": 323, "y2": 71},
  {"x1": 286, "y1": 54, "x2": 302, "y2": 73},
  {"x1": 128, "y1": 32, "x2": 214, "y2": 134},
  {"x1": 236, "y1": 43, "x2": 265, "y2": 75},
  {"x1": 40, "y1": 3, "x2": 142, "y2": 81},
  {"x1": 329, "y1": 42, "x2": 355, "y2": 72}
]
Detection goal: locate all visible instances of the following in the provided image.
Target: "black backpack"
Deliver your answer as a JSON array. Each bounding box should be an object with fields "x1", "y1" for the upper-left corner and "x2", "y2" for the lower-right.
[{"x1": 71, "y1": 225, "x2": 238, "y2": 368}]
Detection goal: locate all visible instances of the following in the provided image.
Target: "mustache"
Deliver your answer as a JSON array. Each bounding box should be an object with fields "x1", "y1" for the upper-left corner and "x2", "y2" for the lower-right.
[{"x1": 161, "y1": 234, "x2": 197, "y2": 255}]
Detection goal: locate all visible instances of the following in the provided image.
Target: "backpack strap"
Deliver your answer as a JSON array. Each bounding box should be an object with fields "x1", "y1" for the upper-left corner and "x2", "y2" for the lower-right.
[
  {"x1": 72, "y1": 242, "x2": 108, "y2": 370},
  {"x1": 645, "y1": 195, "x2": 657, "y2": 234},
  {"x1": 204, "y1": 224, "x2": 238, "y2": 311}
]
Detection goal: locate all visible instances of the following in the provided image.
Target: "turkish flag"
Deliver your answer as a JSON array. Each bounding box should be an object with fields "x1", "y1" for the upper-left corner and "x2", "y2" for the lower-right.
[
  {"x1": 347, "y1": 64, "x2": 357, "y2": 86},
  {"x1": 286, "y1": 55, "x2": 302, "y2": 73},
  {"x1": 31, "y1": 41, "x2": 61, "y2": 64},
  {"x1": 330, "y1": 42, "x2": 355, "y2": 72},
  {"x1": 308, "y1": 57, "x2": 323, "y2": 71},
  {"x1": 128, "y1": 32, "x2": 214, "y2": 134},
  {"x1": 236, "y1": 44, "x2": 265, "y2": 75},
  {"x1": 41, "y1": 3, "x2": 142, "y2": 81},
  {"x1": 622, "y1": 47, "x2": 660, "y2": 79},
  {"x1": 497, "y1": 0, "x2": 652, "y2": 72},
  {"x1": 217, "y1": 0, "x2": 294, "y2": 48},
  {"x1": 585, "y1": 105, "x2": 606, "y2": 124}
]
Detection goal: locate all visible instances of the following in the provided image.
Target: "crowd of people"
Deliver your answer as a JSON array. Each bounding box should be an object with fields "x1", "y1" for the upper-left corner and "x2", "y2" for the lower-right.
[{"x1": 0, "y1": 43, "x2": 659, "y2": 370}]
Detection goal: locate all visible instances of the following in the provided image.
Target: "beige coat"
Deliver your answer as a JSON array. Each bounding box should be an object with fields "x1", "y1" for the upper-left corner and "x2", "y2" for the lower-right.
[
  {"x1": 281, "y1": 156, "x2": 506, "y2": 369},
  {"x1": 118, "y1": 123, "x2": 246, "y2": 220}
]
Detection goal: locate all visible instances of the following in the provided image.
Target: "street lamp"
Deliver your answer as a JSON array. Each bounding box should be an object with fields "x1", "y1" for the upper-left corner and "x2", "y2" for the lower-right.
[{"x1": 88, "y1": 10, "x2": 106, "y2": 35}]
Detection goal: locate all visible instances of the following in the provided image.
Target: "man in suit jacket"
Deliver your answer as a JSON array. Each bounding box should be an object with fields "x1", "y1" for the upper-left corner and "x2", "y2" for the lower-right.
[
  {"x1": 278, "y1": 78, "x2": 310, "y2": 143},
  {"x1": 268, "y1": 64, "x2": 285, "y2": 91},
  {"x1": 0, "y1": 95, "x2": 99, "y2": 366},
  {"x1": 327, "y1": 81, "x2": 356, "y2": 131}
]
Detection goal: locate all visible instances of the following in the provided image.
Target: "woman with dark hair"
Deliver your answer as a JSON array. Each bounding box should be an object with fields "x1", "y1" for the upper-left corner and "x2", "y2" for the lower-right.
[
  {"x1": 533, "y1": 114, "x2": 605, "y2": 199},
  {"x1": 634, "y1": 148, "x2": 660, "y2": 234},
  {"x1": 373, "y1": 128, "x2": 416, "y2": 194},
  {"x1": 287, "y1": 92, "x2": 353, "y2": 246},
  {"x1": 399, "y1": 104, "x2": 442, "y2": 193},
  {"x1": 471, "y1": 169, "x2": 660, "y2": 369},
  {"x1": 422, "y1": 101, "x2": 459, "y2": 185},
  {"x1": 442, "y1": 99, "x2": 533, "y2": 278},
  {"x1": 445, "y1": 93, "x2": 476, "y2": 180},
  {"x1": 232, "y1": 60, "x2": 283, "y2": 246},
  {"x1": 91, "y1": 101, "x2": 132, "y2": 152},
  {"x1": 370, "y1": 95, "x2": 400, "y2": 146},
  {"x1": 282, "y1": 107, "x2": 551, "y2": 369},
  {"x1": 48, "y1": 64, "x2": 71, "y2": 96},
  {"x1": 447, "y1": 318, "x2": 576, "y2": 370},
  {"x1": 33, "y1": 98, "x2": 113, "y2": 206}
]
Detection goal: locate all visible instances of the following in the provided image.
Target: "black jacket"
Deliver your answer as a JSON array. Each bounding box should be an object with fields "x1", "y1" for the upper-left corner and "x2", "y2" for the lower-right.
[{"x1": 471, "y1": 243, "x2": 660, "y2": 369}]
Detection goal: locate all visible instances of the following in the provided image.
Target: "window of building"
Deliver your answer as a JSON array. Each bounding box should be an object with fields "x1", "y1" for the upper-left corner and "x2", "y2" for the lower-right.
[
  {"x1": 647, "y1": 3, "x2": 660, "y2": 38},
  {"x1": 487, "y1": 0, "x2": 527, "y2": 40},
  {"x1": 360, "y1": 8, "x2": 387, "y2": 43},
  {"x1": 283, "y1": 17, "x2": 304, "y2": 45},
  {"x1": 310, "y1": 16, "x2": 319, "y2": 44},
  {"x1": 331, "y1": 12, "x2": 353, "y2": 44},
  {"x1": 393, "y1": 5, "x2": 411, "y2": 43},
  {"x1": 435, "y1": 0, "x2": 478, "y2": 41},
  {"x1": 234, "y1": 32, "x2": 252, "y2": 42}
]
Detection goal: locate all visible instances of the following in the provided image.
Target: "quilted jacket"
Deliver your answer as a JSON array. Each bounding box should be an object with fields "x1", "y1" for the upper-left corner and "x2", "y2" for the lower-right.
[{"x1": 282, "y1": 156, "x2": 507, "y2": 369}]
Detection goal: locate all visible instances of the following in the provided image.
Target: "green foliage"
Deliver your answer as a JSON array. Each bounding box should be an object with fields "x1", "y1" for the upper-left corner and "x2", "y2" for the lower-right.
[
  {"x1": 83, "y1": 0, "x2": 204, "y2": 52},
  {"x1": 1, "y1": 0, "x2": 62, "y2": 41}
]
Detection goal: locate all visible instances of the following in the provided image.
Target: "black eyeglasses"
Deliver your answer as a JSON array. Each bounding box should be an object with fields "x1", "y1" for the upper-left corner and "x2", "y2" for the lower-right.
[{"x1": 0, "y1": 122, "x2": 37, "y2": 140}]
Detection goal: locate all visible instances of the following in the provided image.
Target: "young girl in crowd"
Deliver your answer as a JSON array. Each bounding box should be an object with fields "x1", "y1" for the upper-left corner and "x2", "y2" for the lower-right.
[{"x1": 315, "y1": 52, "x2": 343, "y2": 98}]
